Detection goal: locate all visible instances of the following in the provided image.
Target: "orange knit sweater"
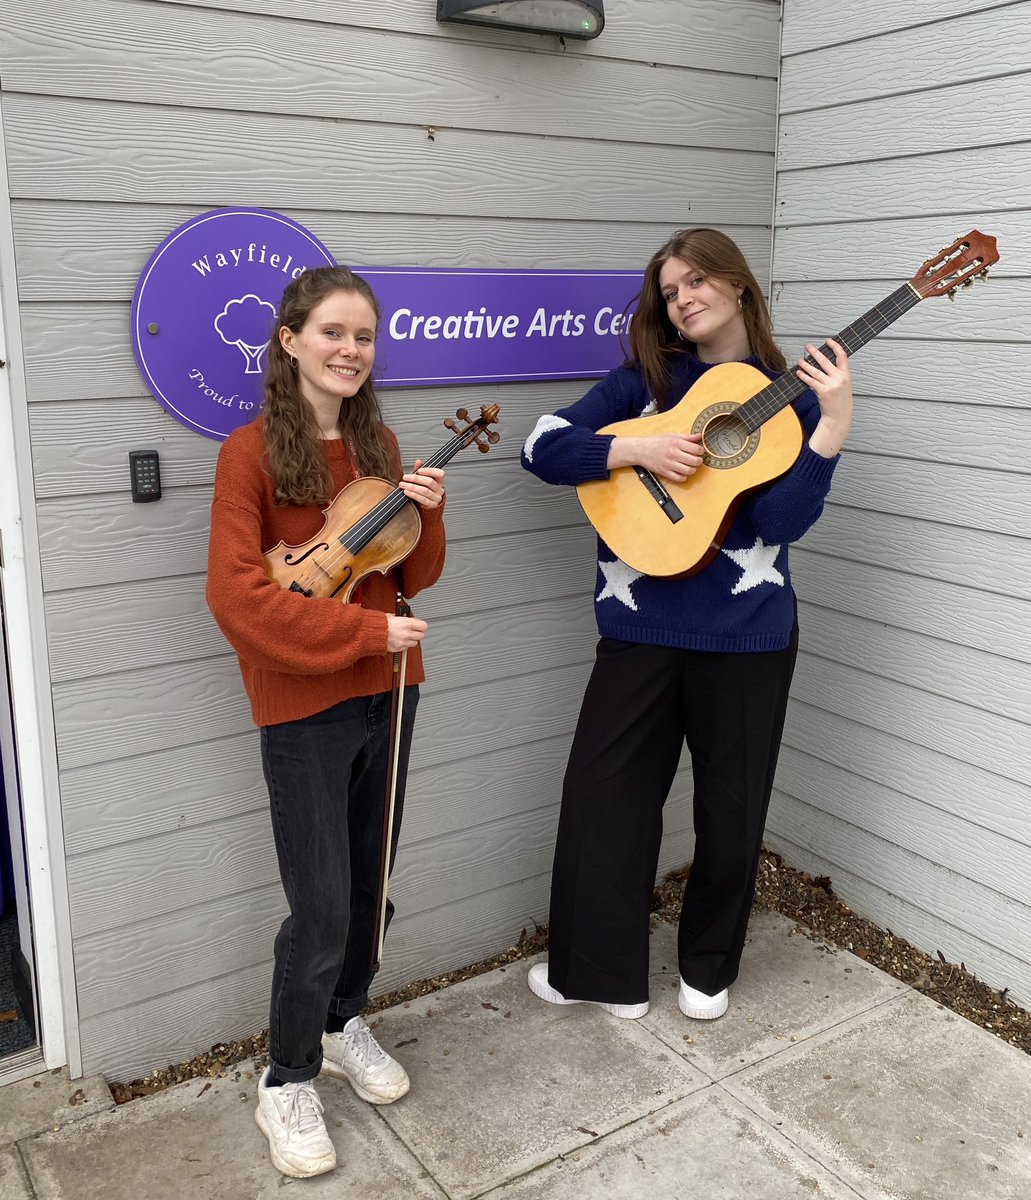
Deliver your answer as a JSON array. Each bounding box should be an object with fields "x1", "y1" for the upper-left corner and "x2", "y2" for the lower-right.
[{"x1": 206, "y1": 418, "x2": 446, "y2": 727}]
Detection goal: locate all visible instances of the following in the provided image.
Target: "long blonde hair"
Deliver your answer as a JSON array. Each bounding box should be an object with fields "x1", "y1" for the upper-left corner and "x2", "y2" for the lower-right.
[
  {"x1": 262, "y1": 266, "x2": 398, "y2": 506},
  {"x1": 628, "y1": 228, "x2": 786, "y2": 408}
]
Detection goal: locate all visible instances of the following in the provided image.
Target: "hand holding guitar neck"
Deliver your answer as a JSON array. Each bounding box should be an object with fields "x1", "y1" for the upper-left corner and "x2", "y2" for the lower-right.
[{"x1": 795, "y1": 337, "x2": 853, "y2": 458}]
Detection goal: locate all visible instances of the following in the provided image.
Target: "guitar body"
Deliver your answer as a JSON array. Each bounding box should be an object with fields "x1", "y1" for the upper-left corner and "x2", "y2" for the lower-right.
[{"x1": 576, "y1": 362, "x2": 803, "y2": 578}]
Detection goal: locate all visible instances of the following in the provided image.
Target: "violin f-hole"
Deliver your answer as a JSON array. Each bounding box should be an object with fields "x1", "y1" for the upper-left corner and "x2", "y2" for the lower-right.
[{"x1": 285, "y1": 542, "x2": 331, "y2": 565}]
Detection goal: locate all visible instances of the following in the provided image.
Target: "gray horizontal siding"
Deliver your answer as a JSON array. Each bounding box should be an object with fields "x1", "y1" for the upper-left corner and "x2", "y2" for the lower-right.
[
  {"x1": 771, "y1": 0, "x2": 1031, "y2": 1005},
  {"x1": 775, "y1": 143, "x2": 1029, "y2": 224},
  {"x1": 4, "y1": 94, "x2": 773, "y2": 222},
  {"x1": 774, "y1": 213, "x2": 1030, "y2": 282},
  {"x1": 780, "y1": 2, "x2": 1030, "y2": 108},
  {"x1": 2, "y1": 0, "x2": 776, "y2": 151},
  {"x1": 153, "y1": 0, "x2": 782, "y2": 77},
  {"x1": 779, "y1": 0, "x2": 1019, "y2": 56}
]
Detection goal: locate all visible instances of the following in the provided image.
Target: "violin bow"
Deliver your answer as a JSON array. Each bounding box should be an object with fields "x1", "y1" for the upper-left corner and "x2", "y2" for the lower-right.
[{"x1": 370, "y1": 591, "x2": 412, "y2": 972}]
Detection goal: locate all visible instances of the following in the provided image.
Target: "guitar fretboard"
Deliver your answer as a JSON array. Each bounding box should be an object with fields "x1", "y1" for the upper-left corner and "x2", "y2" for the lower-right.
[{"x1": 739, "y1": 283, "x2": 922, "y2": 431}]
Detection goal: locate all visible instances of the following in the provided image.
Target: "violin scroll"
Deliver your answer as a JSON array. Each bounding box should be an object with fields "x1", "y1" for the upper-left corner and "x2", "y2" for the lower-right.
[{"x1": 444, "y1": 405, "x2": 501, "y2": 454}]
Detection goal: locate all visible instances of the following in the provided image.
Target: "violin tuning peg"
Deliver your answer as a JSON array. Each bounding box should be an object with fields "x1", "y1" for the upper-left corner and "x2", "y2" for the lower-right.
[
  {"x1": 487, "y1": 430, "x2": 500, "y2": 444},
  {"x1": 456, "y1": 408, "x2": 470, "y2": 422}
]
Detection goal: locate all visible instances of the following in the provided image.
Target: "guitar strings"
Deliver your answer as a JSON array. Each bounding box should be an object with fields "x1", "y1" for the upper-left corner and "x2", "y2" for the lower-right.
[{"x1": 741, "y1": 286, "x2": 920, "y2": 429}]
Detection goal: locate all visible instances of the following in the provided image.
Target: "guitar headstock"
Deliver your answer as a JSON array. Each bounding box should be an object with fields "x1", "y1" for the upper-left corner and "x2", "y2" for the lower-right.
[
  {"x1": 911, "y1": 230, "x2": 999, "y2": 300},
  {"x1": 443, "y1": 404, "x2": 501, "y2": 453}
]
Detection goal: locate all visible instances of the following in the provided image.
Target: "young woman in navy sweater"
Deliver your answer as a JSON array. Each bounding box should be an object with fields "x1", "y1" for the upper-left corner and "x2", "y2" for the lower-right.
[{"x1": 520, "y1": 228, "x2": 853, "y2": 1021}]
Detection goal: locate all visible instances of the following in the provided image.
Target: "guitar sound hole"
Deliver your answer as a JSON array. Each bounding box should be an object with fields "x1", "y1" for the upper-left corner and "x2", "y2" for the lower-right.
[{"x1": 703, "y1": 413, "x2": 749, "y2": 461}]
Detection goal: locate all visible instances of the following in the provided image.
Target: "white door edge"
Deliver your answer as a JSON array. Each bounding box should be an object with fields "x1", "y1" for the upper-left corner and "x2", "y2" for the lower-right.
[{"x1": 0, "y1": 93, "x2": 80, "y2": 1076}]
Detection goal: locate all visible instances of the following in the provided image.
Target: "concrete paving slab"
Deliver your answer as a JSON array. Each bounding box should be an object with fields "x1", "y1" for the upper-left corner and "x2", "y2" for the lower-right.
[
  {"x1": 725, "y1": 990, "x2": 1031, "y2": 1200},
  {"x1": 642, "y1": 911, "x2": 906, "y2": 1080},
  {"x1": 19, "y1": 1071, "x2": 447, "y2": 1200},
  {"x1": 0, "y1": 1067, "x2": 112, "y2": 1144},
  {"x1": 373, "y1": 956, "x2": 710, "y2": 1200},
  {"x1": 0, "y1": 1145, "x2": 32, "y2": 1200},
  {"x1": 479, "y1": 1086, "x2": 866, "y2": 1199}
]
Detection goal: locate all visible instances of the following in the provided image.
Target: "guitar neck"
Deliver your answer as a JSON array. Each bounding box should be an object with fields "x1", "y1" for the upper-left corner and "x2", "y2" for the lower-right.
[
  {"x1": 338, "y1": 426, "x2": 478, "y2": 555},
  {"x1": 739, "y1": 282, "x2": 922, "y2": 431}
]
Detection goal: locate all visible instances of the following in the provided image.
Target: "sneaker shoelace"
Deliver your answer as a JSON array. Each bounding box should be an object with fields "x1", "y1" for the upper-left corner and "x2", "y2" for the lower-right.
[
  {"x1": 280, "y1": 1081, "x2": 326, "y2": 1137},
  {"x1": 342, "y1": 1020, "x2": 389, "y2": 1069}
]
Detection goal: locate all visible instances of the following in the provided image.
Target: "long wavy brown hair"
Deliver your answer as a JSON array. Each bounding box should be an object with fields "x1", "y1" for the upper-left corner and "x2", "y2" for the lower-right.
[
  {"x1": 628, "y1": 228, "x2": 786, "y2": 409},
  {"x1": 262, "y1": 266, "x2": 398, "y2": 506}
]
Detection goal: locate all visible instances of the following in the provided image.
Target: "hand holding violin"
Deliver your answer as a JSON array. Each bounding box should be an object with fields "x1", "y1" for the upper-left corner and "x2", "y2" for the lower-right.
[
  {"x1": 263, "y1": 407, "x2": 497, "y2": 606},
  {"x1": 399, "y1": 461, "x2": 445, "y2": 509}
]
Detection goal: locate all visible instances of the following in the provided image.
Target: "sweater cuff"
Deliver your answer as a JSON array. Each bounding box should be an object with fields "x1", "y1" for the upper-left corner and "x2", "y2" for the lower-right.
[
  {"x1": 795, "y1": 443, "x2": 839, "y2": 490},
  {"x1": 420, "y1": 492, "x2": 447, "y2": 524},
  {"x1": 580, "y1": 434, "x2": 616, "y2": 481},
  {"x1": 357, "y1": 607, "x2": 391, "y2": 657}
]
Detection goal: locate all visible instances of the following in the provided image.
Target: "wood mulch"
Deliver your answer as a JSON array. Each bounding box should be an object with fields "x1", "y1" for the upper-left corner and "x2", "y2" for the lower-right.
[{"x1": 108, "y1": 849, "x2": 1029, "y2": 1103}]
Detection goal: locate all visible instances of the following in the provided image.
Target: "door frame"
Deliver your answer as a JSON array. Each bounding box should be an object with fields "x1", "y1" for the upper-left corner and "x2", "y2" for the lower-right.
[{"x1": 0, "y1": 92, "x2": 80, "y2": 1078}]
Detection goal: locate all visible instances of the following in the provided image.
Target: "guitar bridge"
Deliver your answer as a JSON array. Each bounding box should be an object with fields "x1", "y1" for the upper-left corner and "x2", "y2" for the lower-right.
[{"x1": 633, "y1": 467, "x2": 684, "y2": 524}]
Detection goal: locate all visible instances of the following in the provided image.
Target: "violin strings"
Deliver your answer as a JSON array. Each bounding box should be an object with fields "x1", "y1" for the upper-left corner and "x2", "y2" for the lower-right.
[{"x1": 289, "y1": 424, "x2": 479, "y2": 594}]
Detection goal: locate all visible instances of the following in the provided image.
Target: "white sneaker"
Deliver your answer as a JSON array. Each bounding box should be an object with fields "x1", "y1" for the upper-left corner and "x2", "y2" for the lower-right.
[
  {"x1": 678, "y1": 978, "x2": 729, "y2": 1020},
  {"x1": 527, "y1": 962, "x2": 649, "y2": 1019},
  {"x1": 321, "y1": 1016, "x2": 410, "y2": 1104},
  {"x1": 254, "y1": 1068, "x2": 336, "y2": 1178}
]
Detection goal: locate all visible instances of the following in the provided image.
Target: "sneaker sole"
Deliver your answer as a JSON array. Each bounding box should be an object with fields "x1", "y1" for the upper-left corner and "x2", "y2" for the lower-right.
[
  {"x1": 678, "y1": 992, "x2": 729, "y2": 1020},
  {"x1": 528, "y1": 965, "x2": 649, "y2": 1019},
  {"x1": 320, "y1": 1059, "x2": 410, "y2": 1105},
  {"x1": 254, "y1": 1107, "x2": 336, "y2": 1178}
]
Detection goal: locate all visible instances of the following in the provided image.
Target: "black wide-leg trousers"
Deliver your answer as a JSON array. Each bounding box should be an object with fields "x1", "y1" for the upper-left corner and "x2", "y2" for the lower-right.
[{"x1": 546, "y1": 630, "x2": 798, "y2": 1005}]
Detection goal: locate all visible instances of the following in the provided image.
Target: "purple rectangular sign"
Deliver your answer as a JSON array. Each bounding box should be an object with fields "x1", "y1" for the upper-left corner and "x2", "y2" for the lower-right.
[{"x1": 357, "y1": 267, "x2": 644, "y2": 388}]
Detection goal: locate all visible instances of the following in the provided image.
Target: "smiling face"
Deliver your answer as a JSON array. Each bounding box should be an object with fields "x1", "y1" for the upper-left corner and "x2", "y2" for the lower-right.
[
  {"x1": 279, "y1": 288, "x2": 377, "y2": 419},
  {"x1": 658, "y1": 256, "x2": 747, "y2": 360}
]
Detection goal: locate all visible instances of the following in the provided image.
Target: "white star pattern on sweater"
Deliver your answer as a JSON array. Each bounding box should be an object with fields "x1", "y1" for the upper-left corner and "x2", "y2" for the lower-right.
[
  {"x1": 522, "y1": 415, "x2": 571, "y2": 462},
  {"x1": 596, "y1": 558, "x2": 644, "y2": 610},
  {"x1": 640, "y1": 398, "x2": 658, "y2": 415},
  {"x1": 722, "y1": 538, "x2": 785, "y2": 595}
]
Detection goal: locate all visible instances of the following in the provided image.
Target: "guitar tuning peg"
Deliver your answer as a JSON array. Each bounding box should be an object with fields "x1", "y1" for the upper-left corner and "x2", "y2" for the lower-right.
[{"x1": 947, "y1": 289, "x2": 957, "y2": 301}]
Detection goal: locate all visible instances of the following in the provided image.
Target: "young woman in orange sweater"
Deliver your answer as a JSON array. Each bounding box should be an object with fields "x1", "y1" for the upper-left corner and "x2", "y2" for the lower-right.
[{"x1": 206, "y1": 266, "x2": 446, "y2": 1179}]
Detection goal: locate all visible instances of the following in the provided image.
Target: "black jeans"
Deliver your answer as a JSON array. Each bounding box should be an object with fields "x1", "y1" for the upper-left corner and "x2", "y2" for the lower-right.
[
  {"x1": 547, "y1": 631, "x2": 797, "y2": 1005},
  {"x1": 260, "y1": 686, "x2": 418, "y2": 1083}
]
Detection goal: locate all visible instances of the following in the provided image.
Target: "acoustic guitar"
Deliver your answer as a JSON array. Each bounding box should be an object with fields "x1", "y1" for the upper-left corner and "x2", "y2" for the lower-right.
[{"x1": 576, "y1": 231, "x2": 999, "y2": 578}]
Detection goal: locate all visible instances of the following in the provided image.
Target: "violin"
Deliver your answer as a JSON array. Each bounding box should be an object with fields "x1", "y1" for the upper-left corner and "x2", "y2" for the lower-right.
[{"x1": 262, "y1": 405, "x2": 500, "y2": 602}]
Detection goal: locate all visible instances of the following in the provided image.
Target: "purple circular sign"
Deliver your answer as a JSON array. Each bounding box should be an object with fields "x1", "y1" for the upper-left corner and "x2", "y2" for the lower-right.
[{"x1": 131, "y1": 208, "x2": 337, "y2": 440}]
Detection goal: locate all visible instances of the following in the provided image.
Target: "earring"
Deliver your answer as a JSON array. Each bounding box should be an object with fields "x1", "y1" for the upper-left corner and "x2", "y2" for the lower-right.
[
  {"x1": 676, "y1": 329, "x2": 688, "y2": 342},
  {"x1": 737, "y1": 296, "x2": 743, "y2": 310},
  {"x1": 289, "y1": 355, "x2": 298, "y2": 368}
]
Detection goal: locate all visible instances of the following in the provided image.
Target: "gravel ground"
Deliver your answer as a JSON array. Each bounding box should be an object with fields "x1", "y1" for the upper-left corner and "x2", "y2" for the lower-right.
[{"x1": 109, "y1": 849, "x2": 1030, "y2": 1102}]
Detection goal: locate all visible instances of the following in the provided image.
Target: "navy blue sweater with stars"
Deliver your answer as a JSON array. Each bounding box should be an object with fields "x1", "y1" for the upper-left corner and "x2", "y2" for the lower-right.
[{"x1": 520, "y1": 352, "x2": 840, "y2": 653}]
